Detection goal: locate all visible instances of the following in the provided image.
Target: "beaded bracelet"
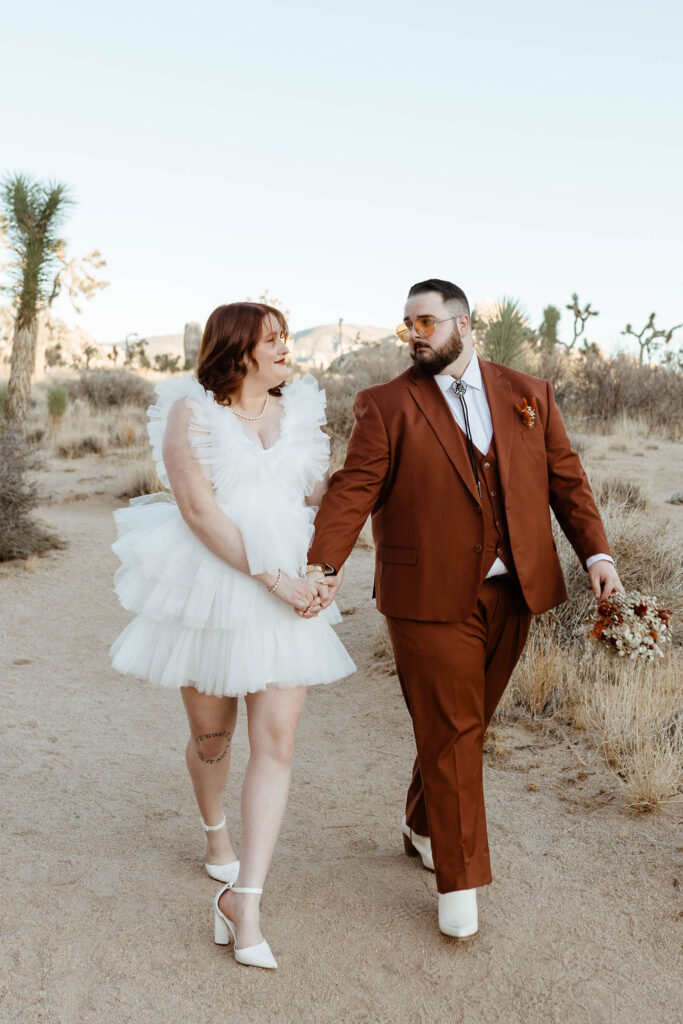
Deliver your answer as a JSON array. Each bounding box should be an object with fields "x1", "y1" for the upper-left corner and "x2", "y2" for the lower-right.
[{"x1": 267, "y1": 569, "x2": 282, "y2": 594}]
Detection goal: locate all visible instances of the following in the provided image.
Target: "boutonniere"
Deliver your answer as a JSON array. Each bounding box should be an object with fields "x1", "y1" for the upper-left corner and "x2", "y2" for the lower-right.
[{"x1": 515, "y1": 395, "x2": 537, "y2": 428}]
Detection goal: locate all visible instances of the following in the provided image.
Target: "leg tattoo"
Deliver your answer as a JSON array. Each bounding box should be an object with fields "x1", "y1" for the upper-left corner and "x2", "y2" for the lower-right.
[{"x1": 195, "y1": 730, "x2": 231, "y2": 764}]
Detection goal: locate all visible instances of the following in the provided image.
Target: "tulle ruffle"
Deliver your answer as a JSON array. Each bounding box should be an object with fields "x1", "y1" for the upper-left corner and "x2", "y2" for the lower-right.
[{"x1": 110, "y1": 610, "x2": 356, "y2": 696}]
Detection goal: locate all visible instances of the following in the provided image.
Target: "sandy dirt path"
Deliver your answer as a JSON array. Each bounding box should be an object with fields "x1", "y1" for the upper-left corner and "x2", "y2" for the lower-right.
[{"x1": 1, "y1": 458, "x2": 681, "y2": 1024}]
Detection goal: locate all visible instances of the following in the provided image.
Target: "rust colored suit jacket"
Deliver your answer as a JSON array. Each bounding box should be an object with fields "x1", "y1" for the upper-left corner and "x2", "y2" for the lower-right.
[{"x1": 308, "y1": 359, "x2": 611, "y2": 622}]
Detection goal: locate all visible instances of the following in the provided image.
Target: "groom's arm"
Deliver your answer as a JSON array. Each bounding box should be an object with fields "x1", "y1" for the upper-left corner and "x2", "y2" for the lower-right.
[
  {"x1": 543, "y1": 380, "x2": 611, "y2": 567},
  {"x1": 308, "y1": 389, "x2": 390, "y2": 571}
]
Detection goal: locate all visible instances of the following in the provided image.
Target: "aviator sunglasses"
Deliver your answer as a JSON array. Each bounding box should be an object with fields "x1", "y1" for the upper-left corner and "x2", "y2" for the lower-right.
[{"x1": 395, "y1": 316, "x2": 458, "y2": 344}]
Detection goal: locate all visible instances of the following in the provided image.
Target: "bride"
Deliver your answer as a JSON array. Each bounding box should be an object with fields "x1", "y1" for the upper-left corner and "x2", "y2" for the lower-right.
[{"x1": 110, "y1": 301, "x2": 355, "y2": 969}]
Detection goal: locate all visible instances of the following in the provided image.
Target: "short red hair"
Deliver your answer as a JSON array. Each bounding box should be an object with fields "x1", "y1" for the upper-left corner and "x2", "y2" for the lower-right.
[{"x1": 197, "y1": 302, "x2": 289, "y2": 404}]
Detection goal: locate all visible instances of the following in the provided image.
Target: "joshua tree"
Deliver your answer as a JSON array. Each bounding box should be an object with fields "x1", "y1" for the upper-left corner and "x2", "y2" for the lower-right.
[
  {"x1": 538, "y1": 305, "x2": 561, "y2": 353},
  {"x1": 622, "y1": 313, "x2": 683, "y2": 366},
  {"x1": 0, "y1": 173, "x2": 107, "y2": 429},
  {"x1": 124, "y1": 338, "x2": 150, "y2": 369},
  {"x1": 563, "y1": 293, "x2": 599, "y2": 349}
]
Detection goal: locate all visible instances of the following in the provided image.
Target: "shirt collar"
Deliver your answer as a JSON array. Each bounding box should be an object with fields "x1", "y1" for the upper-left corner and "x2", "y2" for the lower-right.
[{"x1": 434, "y1": 353, "x2": 482, "y2": 395}]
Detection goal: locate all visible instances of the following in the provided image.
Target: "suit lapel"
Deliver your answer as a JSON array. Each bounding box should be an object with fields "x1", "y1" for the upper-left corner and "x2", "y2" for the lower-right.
[
  {"x1": 407, "y1": 370, "x2": 482, "y2": 506},
  {"x1": 479, "y1": 359, "x2": 514, "y2": 491}
]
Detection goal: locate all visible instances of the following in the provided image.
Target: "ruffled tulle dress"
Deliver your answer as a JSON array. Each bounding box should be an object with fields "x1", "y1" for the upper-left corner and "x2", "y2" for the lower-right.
[{"x1": 109, "y1": 374, "x2": 356, "y2": 696}]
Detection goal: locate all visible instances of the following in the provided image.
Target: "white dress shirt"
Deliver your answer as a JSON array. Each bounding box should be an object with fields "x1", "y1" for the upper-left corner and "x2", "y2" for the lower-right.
[{"x1": 434, "y1": 355, "x2": 613, "y2": 577}]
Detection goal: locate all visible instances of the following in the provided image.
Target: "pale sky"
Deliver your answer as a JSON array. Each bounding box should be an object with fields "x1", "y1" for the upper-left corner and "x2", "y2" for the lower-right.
[{"x1": 2, "y1": 0, "x2": 681, "y2": 354}]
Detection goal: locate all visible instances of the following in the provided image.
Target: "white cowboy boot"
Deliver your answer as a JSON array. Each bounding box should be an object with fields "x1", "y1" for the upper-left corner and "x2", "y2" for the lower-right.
[
  {"x1": 438, "y1": 888, "x2": 478, "y2": 939},
  {"x1": 401, "y1": 815, "x2": 435, "y2": 871}
]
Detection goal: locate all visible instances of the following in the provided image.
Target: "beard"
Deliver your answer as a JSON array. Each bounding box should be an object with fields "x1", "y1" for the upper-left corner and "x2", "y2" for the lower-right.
[{"x1": 410, "y1": 325, "x2": 464, "y2": 376}]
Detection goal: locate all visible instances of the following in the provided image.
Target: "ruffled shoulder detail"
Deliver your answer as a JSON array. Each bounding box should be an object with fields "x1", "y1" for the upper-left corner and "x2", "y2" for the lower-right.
[
  {"x1": 282, "y1": 373, "x2": 327, "y2": 428},
  {"x1": 281, "y1": 373, "x2": 330, "y2": 498},
  {"x1": 147, "y1": 376, "x2": 213, "y2": 489}
]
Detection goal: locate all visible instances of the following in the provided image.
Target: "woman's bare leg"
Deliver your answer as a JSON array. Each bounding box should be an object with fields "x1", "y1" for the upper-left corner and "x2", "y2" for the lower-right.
[
  {"x1": 219, "y1": 685, "x2": 307, "y2": 948},
  {"x1": 181, "y1": 686, "x2": 239, "y2": 866}
]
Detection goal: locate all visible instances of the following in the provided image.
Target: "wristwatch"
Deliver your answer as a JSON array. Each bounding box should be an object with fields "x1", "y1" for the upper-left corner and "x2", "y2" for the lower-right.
[{"x1": 304, "y1": 563, "x2": 337, "y2": 576}]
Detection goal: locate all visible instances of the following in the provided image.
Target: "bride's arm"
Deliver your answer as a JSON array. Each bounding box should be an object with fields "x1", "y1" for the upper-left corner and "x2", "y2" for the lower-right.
[
  {"x1": 163, "y1": 400, "x2": 317, "y2": 611},
  {"x1": 304, "y1": 471, "x2": 330, "y2": 509}
]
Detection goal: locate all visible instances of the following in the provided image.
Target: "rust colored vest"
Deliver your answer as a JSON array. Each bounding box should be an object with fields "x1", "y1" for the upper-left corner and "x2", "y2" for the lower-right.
[{"x1": 473, "y1": 443, "x2": 515, "y2": 580}]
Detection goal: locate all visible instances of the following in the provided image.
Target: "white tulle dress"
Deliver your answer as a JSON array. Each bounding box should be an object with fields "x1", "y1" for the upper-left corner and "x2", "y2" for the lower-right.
[{"x1": 109, "y1": 374, "x2": 356, "y2": 696}]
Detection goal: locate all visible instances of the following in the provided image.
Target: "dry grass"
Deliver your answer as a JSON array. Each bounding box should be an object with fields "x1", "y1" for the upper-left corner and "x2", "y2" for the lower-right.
[
  {"x1": 584, "y1": 656, "x2": 682, "y2": 811},
  {"x1": 117, "y1": 448, "x2": 164, "y2": 500},
  {"x1": 372, "y1": 620, "x2": 397, "y2": 676},
  {"x1": 51, "y1": 401, "x2": 147, "y2": 458},
  {"x1": 496, "y1": 483, "x2": 682, "y2": 810}
]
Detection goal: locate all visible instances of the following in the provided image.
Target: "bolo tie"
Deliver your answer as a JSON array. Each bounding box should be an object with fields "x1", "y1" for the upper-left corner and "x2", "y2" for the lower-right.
[{"x1": 450, "y1": 379, "x2": 482, "y2": 498}]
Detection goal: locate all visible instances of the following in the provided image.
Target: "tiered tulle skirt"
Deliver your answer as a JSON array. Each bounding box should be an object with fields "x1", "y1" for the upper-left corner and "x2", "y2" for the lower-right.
[{"x1": 110, "y1": 496, "x2": 356, "y2": 696}]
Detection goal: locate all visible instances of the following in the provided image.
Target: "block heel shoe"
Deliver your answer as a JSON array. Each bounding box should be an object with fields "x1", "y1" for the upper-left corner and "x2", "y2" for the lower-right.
[{"x1": 213, "y1": 884, "x2": 278, "y2": 969}]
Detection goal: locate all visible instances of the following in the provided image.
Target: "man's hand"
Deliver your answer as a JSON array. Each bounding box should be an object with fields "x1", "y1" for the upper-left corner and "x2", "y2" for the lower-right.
[
  {"x1": 315, "y1": 567, "x2": 344, "y2": 610},
  {"x1": 588, "y1": 559, "x2": 624, "y2": 602}
]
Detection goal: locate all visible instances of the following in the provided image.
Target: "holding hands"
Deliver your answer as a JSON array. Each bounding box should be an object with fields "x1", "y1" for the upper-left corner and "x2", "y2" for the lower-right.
[
  {"x1": 256, "y1": 566, "x2": 344, "y2": 617},
  {"x1": 300, "y1": 567, "x2": 345, "y2": 618}
]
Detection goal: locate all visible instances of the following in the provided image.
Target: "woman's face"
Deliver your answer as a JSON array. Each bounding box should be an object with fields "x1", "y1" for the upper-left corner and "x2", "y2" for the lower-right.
[{"x1": 247, "y1": 312, "x2": 290, "y2": 388}]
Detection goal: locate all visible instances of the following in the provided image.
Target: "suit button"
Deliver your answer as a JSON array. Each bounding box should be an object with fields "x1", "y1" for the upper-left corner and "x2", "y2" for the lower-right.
[
  {"x1": 491, "y1": 489, "x2": 497, "y2": 496},
  {"x1": 496, "y1": 547, "x2": 502, "y2": 555},
  {"x1": 474, "y1": 544, "x2": 483, "y2": 553}
]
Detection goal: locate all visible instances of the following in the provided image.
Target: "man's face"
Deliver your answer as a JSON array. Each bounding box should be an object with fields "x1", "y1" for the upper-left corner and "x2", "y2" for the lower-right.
[{"x1": 402, "y1": 292, "x2": 468, "y2": 375}]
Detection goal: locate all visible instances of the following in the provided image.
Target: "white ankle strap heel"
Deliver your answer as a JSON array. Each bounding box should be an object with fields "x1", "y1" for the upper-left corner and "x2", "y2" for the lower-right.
[
  {"x1": 201, "y1": 817, "x2": 240, "y2": 885},
  {"x1": 213, "y1": 883, "x2": 277, "y2": 970},
  {"x1": 201, "y1": 816, "x2": 227, "y2": 832}
]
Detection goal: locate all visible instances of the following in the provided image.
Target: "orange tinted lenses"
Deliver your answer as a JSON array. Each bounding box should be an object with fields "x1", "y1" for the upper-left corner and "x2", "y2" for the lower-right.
[{"x1": 395, "y1": 317, "x2": 438, "y2": 342}]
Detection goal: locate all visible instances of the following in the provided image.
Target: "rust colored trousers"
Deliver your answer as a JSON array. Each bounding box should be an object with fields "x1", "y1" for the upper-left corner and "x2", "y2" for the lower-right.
[{"x1": 386, "y1": 575, "x2": 531, "y2": 893}]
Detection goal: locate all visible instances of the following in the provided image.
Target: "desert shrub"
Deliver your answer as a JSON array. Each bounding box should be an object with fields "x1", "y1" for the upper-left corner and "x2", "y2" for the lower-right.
[
  {"x1": 118, "y1": 449, "x2": 164, "y2": 499},
  {"x1": 0, "y1": 382, "x2": 7, "y2": 420},
  {"x1": 549, "y1": 351, "x2": 683, "y2": 439},
  {"x1": 0, "y1": 430, "x2": 64, "y2": 561},
  {"x1": 592, "y1": 478, "x2": 647, "y2": 511},
  {"x1": 56, "y1": 435, "x2": 105, "y2": 458},
  {"x1": 66, "y1": 368, "x2": 154, "y2": 409},
  {"x1": 51, "y1": 400, "x2": 147, "y2": 458},
  {"x1": 311, "y1": 339, "x2": 411, "y2": 463},
  {"x1": 47, "y1": 384, "x2": 69, "y2": 421}
]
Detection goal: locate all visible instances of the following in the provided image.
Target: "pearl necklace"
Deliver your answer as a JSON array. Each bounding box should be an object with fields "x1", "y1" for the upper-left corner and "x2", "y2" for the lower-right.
[{"x1": 231, "y1": 394, "x2": 270, "y2": 421}]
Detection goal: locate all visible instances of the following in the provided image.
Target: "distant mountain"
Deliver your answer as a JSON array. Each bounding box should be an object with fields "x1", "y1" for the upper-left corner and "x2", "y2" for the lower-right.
[
  {"x1": 290, "y1": 324, "x2": 397, "y2": 369},
  {"x1": 122, "y1": 334, "x2": 185, "y2": 357}
]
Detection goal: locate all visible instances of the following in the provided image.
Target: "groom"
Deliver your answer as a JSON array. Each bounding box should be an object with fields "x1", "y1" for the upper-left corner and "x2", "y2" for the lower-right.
[{"x1": 305, "y1": 279, "x2": 622, "y2": 939}]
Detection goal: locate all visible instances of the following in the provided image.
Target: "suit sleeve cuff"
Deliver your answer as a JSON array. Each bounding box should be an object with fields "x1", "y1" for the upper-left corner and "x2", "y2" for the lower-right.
[{"x1": 586, "y1": 553, "x2": 614, "y2": 570}]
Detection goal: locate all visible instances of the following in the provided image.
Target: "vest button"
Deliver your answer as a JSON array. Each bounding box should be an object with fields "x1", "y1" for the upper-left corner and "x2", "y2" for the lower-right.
[
  {"x1": 484, "y1": 462, "x2": 491, "y2": 469},
  {"x1": 474, "y1": 544, "x2": 483, "y2": 553},
  {"x1": 496, "y1": 547, "x2": 502, "y2": 555},
  {"x1": 491, "y1": 489, "x2": 497, "y2": 496}
]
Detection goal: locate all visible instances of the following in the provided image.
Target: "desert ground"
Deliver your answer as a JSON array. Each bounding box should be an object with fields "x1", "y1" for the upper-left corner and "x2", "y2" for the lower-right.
[{"x1": 1, "y1": 438, "x2": 682, "y2": 1024}]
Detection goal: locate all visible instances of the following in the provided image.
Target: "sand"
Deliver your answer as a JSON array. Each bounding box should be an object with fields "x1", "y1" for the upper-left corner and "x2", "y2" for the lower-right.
[{"x1": 1, "y1": 446, "x2": 681, "y2": 1024}]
